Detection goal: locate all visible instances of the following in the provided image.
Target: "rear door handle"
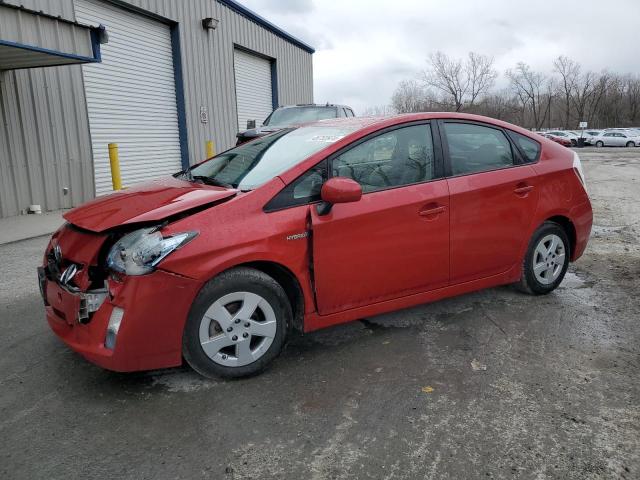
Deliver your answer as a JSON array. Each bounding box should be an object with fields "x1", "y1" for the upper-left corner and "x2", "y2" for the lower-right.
[
  {"x1": 514, "y1": 185, "x2": 534, "y2": 195},
  {"x1": 419, "y1": 204, "x2": 446, "y2": 217}
]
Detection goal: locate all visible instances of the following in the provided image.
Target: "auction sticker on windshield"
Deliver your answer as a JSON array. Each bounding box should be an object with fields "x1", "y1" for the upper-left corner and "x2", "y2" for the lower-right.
[{"x1": 308, "y1": 134, "x2": 346, "y2": 143}]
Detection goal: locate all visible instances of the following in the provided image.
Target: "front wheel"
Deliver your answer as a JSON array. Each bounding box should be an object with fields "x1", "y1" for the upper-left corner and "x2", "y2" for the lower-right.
[
  {"x1": 595, "y1": 141, "x2": 604, "y2": 147},
  {"x1": 183, "y1": 267, "x2": 291, "y2": 378},
  {"x1": 517, "y1": 222, "x2": 570, "y2": 295},
  {"x1": 626, "y1": 141, "x2": 635, "y2": 148}
]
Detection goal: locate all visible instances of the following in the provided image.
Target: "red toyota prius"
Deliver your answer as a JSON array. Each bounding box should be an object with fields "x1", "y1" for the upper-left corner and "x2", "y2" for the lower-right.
[{"x1": 39, "y1": 113, "x2": 592, "y2": 378}]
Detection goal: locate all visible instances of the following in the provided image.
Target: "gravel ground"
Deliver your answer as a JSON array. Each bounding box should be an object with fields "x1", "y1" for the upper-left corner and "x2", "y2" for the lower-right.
[{"x1": 0, "y1": 147, "x2": 638, "y2": 479}]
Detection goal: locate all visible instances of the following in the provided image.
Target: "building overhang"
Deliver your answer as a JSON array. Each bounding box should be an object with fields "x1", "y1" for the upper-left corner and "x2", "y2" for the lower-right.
[{"x1": 0, "y1": 2, "x2": 104, "y2": 71}]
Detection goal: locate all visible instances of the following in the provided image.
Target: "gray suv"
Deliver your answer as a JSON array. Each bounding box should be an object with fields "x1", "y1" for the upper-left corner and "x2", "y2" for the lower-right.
[{"x1": 236, "y1": 104, "x2": 355, "y2": 145}]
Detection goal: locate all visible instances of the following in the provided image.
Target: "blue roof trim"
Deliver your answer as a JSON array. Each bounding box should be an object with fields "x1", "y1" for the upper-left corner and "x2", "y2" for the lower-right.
[
  {"x1": 217, "y1": 0, "x2": 315, "y2": 54},
  {"x1": 0, "y1": 35, "x2": 101, "y2": 66}
]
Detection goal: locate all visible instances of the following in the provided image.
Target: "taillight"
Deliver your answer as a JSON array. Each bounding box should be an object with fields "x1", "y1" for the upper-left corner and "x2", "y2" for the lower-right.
[{"x1": 572, "y1": 151, "x2": 586, "y2": 189}]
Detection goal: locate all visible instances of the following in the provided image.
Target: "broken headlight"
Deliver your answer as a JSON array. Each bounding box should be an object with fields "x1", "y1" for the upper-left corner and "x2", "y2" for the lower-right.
[{"x1": 106, "y1": 227, "x2": 197, "y2": 275}]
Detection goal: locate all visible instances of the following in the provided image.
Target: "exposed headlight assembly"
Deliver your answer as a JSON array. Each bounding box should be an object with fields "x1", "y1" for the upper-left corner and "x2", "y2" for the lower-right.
[{"x1": 107, "y1": 227, "x2": 197, "y2": 275}]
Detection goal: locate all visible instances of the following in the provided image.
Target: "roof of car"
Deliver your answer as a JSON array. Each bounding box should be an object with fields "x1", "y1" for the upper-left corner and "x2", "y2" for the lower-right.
[
  {"x1": 278, "y1": 104, "x2": 353, "y2": 109},
  {"x1": 303, "y1": 112, "x2": 538, "y2": 138}
]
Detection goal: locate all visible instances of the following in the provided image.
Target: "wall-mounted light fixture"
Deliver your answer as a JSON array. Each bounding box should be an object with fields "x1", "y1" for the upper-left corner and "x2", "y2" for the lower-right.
[
  {"x1": 97, "y1": 24, "x2": 109, "y2": 44},
  {"x1": 202, "y1": 18, "x2": 219, "y2": 30}
]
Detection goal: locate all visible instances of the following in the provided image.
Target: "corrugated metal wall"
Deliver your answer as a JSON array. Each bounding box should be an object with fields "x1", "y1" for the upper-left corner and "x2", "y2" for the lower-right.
[
  {"x1": 0, "y1": 0, "x2": 313, "y2": 218},
  {"x1": 0, "y1": 60, "x2": 95, "y2": 218},
  {"x1": 122, "y1": 0, "x2": 314, "y2": 160}
]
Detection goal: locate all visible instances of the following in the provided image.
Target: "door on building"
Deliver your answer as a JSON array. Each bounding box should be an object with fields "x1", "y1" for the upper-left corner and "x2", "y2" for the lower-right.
[
  {"x1": 233, "y1": 49, "x2": 274, "y2": 132},
  {"x1": 74, "y1": 0, "x2": 183, "y2": 196}
]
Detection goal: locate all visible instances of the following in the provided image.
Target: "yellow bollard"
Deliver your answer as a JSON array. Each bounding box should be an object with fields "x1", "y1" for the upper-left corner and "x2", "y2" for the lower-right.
[
  {"x1": 108, "y1": 143, "x2": 122, "y2": 191},
  {"x1": 206, "y1": 140, "x2": 215, "y2": 158}
]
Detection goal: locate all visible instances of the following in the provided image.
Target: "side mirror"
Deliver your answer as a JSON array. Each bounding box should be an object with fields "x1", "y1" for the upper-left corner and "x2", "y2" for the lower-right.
[{"x1": 317, "y1": 177, "x2": 362, "y2": 215}]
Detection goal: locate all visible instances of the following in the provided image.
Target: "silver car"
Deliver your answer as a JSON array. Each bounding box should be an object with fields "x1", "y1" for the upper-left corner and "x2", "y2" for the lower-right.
[
  {"x1": 594, "y1": 131, "x2": 640, "y2": 147},
  {"x1": 582, "y1": 130, "x2": 603, "y2": 145}
]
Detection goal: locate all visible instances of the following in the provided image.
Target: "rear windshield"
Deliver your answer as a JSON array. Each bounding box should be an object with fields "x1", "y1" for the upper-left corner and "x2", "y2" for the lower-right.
[
  {"x1": 264, "y1": 107, "x2": 338, "y2": 127},
  {"x1": 184, "y1": 125, "x2": 356, "y2": 191}
]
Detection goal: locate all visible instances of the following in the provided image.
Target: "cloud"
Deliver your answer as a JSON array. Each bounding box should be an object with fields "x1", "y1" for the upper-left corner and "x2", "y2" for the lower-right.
[
  {"x1": 240, "y1": 0, "x2": 640, "y2": 113},
  {"x1": 243, "y1": 0, "x2": 314, "y2": 15}
]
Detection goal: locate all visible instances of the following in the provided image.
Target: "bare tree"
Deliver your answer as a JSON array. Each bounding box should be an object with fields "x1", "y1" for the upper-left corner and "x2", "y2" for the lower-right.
[
  {"x1": 624, "y1": 74, "x2": 640, "y2": 124},
  {"x1": 507, "y1": 62, "x2": 553, "y2": 130},
  {"x1": 475, "y1": 90, "x2": 520, "y2": 122},
  {"x1": 585, "y1": 73, "x2": 610, "y2": 127},
  {"x1": 553, "y1": 56, "x2": 580, "y2": 128},
  {"x1": 421, "y1": 51, "x2": 497, "y2": 111},
  {"x1": 467, "y1": 52, "x2": 498, "y2": 108},
  {"x1": 422, "y1": 52, "x2": 466, "y2": 111},
  {"x1": 391, "y1": 80, "x2": 425, "y2": 113},
  {"x1": 388, "y1": 54, "x2": 640, "y2": 129},
  {"x1": 362, "y1": 104, "x2": 396, "y2": 116},
  {"x1": 570, "y1": 70, "x2": 602, "y2": 127}
]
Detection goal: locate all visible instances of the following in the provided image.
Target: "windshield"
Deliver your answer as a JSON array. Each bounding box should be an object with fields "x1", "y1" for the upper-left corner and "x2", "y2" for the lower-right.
[
  {"x1": 185, "y1": 125, "x2": 355, "y2": 190},
  {"x1": 264, "y1": 106, "x2": 338, "y2": 127}
]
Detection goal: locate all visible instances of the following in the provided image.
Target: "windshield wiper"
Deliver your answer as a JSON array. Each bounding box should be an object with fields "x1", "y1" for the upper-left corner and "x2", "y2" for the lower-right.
[{"x1": 191, "y1": 175, "x2": 234, "y2": 188}]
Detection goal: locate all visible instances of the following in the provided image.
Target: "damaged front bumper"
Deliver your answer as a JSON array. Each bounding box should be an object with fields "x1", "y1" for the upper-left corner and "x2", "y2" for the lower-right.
[
  {"x1": 41, "y1": 268, "x2": 202, "y2": 372},
  {"x1": 38, "y1": 266, "x2": 108, "y2": 324},
  {"x1": 39, "y1": 223, "x2": 203, "y2": 372}
]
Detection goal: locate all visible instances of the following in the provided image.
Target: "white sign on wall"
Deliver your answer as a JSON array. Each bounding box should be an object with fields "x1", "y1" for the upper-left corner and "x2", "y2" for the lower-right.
[{"x1": 200, "y1": 105, "x2": 209, "y2": 124}]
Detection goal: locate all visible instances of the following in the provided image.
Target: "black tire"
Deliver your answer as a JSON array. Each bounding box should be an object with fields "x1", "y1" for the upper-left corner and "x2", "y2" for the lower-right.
[
  {"x1": 626, "y1": 141, "x2": 635, "y2": 148},
  {"x1": 183, "y1": 267, "x2": 291, "y2": 379},
  {"x1": 517, "y1": 222, "x2": 570, "y2": 295},
  {"x1": 595, "y1": 141, "x2": 604, "y2": 147},
  {"x1": 570, "y1": 139, "x2": 577, "y2": 146}
]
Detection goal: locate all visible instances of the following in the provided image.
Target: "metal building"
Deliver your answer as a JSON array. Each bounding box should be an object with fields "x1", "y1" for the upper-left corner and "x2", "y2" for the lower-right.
[{"x1": 0, "y1": 0, "x2": 314, "y2": 218}]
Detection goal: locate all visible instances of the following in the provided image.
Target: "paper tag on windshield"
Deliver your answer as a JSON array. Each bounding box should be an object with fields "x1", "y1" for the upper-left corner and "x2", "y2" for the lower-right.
[{"x1": 308, "y1": 135, "x2": 345, "y2": 143}]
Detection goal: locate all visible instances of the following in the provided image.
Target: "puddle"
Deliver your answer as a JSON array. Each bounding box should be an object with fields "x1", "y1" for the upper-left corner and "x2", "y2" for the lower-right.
[
  {"x1": 560, "y1": 271, "x2": 588, "y2": 289},
  {"x1": 149, "y1": 369, "x2": 219, "y2": 393},
  {"x1": 558, "y1": 271, "x2": 598, "y2": 307}
]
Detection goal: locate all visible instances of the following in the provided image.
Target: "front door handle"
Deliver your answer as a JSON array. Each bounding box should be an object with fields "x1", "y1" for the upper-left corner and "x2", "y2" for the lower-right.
[
  {"x1": 514, "y1": 185, "x2": 534, "y2": 195},
  {"x1": 419, "y1": 204, "x2": 446, "y2": 217}
]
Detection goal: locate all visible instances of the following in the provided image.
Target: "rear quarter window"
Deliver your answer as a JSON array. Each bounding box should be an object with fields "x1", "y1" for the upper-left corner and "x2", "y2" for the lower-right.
[{"x1": 508, "y1": 131, "x2": 541, "y2": 163}]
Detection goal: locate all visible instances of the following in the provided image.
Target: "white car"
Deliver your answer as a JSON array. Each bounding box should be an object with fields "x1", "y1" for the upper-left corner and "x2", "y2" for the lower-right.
[
  {"x1": 594, "y1": 131, "x2": 640, "y2": 147},
  {"x1": 581, "y1": 130, "x2": 603, "y2": 145}
]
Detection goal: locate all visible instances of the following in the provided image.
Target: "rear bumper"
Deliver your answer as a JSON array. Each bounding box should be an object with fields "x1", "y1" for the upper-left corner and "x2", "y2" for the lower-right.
[
  {"x1": 44, "y1": 270, "x2": 202, "y2": 372},
  {"x1": 571, "y1": 198, "x2": 593, "y2": 261}
]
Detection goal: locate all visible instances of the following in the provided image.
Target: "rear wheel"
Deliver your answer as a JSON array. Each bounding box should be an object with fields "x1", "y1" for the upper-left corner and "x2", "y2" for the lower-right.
[
  {"x1": 183, "y1": 267, "x2": 291, "y2": 378},
  {"x1": 626, "y1": 141, "x2": 635, "y2": 147},
  {"x1": 570, "y1": 139, "x2": 577, "y2": 146},
  {"x1": 517, "y1": 222, "x2": 570, "y2": 295},
  {"x1": 595, "y1": 141, "x2": 604, "y2": 147}
]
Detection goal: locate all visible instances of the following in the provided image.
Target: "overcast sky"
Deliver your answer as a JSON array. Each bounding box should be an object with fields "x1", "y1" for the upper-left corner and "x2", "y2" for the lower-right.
[{"x1": 240, "y1": 0, "x2": 640, "y2": 113}]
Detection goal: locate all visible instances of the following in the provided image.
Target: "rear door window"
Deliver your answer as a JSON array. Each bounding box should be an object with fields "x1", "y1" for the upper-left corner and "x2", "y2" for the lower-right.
[{"x1": 443, "y1": 122, "x2": 514, "y2": 176}]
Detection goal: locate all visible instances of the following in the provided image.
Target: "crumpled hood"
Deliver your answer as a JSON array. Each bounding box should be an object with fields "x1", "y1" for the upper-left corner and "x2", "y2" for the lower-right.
[{"x1": 64, "y1": 176, "x2": 237, "y2": 232}]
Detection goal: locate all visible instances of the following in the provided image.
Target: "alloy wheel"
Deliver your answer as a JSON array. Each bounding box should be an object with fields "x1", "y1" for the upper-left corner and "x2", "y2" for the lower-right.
[
  {"x1": 532, "y1": 234, "x2": 566, "y2": 285},
  {"x1": 199, "y1": 291, "x2": 277, "y2": 367}
]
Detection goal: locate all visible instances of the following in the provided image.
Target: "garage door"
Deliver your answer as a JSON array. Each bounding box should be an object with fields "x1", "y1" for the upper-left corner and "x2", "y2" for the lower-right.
[
  {"x1": 75, "y1": 0, "x2": 182, "y2": 196},
  {"x1": 234, "y1": 49, "x2": 273, "y2": 132}
]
